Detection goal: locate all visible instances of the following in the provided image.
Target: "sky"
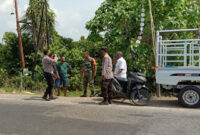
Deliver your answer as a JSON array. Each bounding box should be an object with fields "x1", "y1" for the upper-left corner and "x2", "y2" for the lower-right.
[{"x1": 0, "y1": 0, "x2": 104, "y2": 42}]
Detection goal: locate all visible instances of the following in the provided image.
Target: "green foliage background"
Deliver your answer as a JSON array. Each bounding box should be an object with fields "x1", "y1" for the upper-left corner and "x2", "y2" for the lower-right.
[{"x1": 0, "y1": 0, "x2": 199, "y2": 94}]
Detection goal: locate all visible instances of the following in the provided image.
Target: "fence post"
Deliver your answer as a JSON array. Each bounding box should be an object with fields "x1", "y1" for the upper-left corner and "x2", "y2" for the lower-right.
[{"x1": 20, "y1": 71, "x2": 23, "y2": 93}]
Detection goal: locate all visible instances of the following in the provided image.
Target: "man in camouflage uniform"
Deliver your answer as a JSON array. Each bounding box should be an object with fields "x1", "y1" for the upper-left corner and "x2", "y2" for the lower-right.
[{"x1": 81, "y1": 51, "x2": 97, "y2": 97}]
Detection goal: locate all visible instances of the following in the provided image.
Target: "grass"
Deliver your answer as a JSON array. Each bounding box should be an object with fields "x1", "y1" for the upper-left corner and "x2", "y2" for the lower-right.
[
  {"x1": 0, "y1": 87, "x2": 41, "y2": 95},
  {"x1": 0, "y1": 87, "x2": 101, "y2": 97},
  {"x1": 62, "y1": 88, "x2": 100, "y2": 97},
  {"x1": 0, "y1": 87, "x2": 20, "y2": 93},
  {"x1": 52, "y1": 87, "x2": 101, "y2": 97}
]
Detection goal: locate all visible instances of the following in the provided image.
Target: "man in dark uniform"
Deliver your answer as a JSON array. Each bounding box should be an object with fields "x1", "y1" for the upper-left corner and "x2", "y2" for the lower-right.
[
  {"x1": 81, "y1": 51, "x2": 97, "y2": 97},
  {"x1": 100, "y1": 47, "x2": 113, "y2": 105},
  {"x1": 42, "y1": 50, "x2": 58, "y2": 101}
]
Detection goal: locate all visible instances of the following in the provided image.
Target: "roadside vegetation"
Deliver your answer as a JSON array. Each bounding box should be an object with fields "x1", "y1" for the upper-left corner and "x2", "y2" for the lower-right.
[{"x1": 0, "y1": 0, "x2": 199, "y2": 96}]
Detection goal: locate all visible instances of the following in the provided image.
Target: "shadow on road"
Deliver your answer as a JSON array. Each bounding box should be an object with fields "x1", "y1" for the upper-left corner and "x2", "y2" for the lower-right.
[
  {"x1": 24, "y1": 96, "x2": 43, "y2": 101},
  {"x1": 78, "y1": 99, "x2": 181, "y2": 109},
  {"x1": 78, "y1": 102, "x2": 98, "y2": 105},
  {"x1": 21, "y1": 95, "x2": 200, "y2": 109},
  {"x1": 112, "y1": 98, "x2": 181, "y2": 108},
  {"x1": 77, "y1": 97, "x2": 181, "y2": 108},
  {"x1": 148, "y1": 98, "x2": 180, "y2": 108}
]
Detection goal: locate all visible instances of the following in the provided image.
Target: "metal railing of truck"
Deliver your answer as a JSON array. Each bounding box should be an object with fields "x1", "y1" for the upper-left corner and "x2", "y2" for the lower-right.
[{"x1": 156, "y1": 29, "x2": 200, "y2": 68}]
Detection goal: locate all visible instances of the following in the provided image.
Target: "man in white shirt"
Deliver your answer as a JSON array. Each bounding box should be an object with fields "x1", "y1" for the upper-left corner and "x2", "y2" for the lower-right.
[{"x1": 114, "y1": 51, "x2": 127, "y2": 79}]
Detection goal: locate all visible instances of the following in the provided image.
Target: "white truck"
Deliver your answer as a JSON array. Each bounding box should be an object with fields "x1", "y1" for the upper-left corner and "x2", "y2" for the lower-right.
[{"x1": 156, "y1": 29, "x2": 200, "y2": 108}]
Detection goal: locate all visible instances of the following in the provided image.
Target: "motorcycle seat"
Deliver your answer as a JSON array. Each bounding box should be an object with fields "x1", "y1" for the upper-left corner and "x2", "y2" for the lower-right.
[
  {"x1": 137, "y1": 73, "x2": 145, "y2": 77},
  {"x1": 115, "y1": 77, "x2": 128, "y2": 82}
]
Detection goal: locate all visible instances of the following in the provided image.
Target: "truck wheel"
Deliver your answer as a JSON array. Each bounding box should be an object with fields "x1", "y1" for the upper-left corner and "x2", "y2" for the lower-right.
[{"x1": 178, "y1": 86, "x2": 200, "y2": 108}]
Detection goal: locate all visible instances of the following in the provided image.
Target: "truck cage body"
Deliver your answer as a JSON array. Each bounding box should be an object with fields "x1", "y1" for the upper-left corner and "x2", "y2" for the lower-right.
[{"x1": 156, "y1": 29, "x2": 200, "y2": 86}]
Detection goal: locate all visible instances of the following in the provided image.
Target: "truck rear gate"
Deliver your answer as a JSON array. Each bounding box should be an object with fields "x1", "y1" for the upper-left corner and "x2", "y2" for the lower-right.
[{"x1": 156, "y1": 29, "x2": 200, "y2": 85}]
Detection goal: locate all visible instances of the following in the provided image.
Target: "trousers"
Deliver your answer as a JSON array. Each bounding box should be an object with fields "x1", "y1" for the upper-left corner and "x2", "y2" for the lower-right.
[
  {"x1": 43, "y1": 72, "x2": 54, "y2": 98},
  {"x1": 101, "y1": 79, "x2": 113, "y2": 99}
]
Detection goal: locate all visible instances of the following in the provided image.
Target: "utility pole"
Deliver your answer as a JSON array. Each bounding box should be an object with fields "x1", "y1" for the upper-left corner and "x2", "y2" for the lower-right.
[
  {"x1": 148, "y1": 0, "x2": 160, "y2": 97},
  {"x1": 45, "y1": 0, "x2": 49, "y2": 49},
  {"x1": 14, "y1": 0, "x2": 25, "y2": 69},
  {"x1": 148, "y1": 0, "x2": 156, "y2": 56},
  {"x1": 14, "y1": 0, "x2": 25, "y2": 92}
]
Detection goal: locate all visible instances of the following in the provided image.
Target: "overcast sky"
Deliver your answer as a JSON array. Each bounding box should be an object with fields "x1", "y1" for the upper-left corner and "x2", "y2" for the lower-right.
[{"x1": 0, "y1": 0, "x2": 104, "y2": 42}]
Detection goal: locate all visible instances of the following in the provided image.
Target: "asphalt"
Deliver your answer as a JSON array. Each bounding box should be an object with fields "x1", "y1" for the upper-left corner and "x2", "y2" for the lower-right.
[{"x1": 0, "y1": 94, "x2": 200, "y2": 135}]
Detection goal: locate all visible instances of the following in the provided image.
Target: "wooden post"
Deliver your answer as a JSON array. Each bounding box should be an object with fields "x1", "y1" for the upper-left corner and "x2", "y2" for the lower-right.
[
  {"x1": 14, "y1": 0, "x2": 25, "y2": 92},
  {"x1": 14, "y1": 0, "x2": 25, "y2": 69}
]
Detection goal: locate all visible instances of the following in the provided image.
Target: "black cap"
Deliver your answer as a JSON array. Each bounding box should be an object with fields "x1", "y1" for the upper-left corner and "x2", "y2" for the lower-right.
[{"x1": 43, "y1": 50, "x2": 49, "y2": 55}]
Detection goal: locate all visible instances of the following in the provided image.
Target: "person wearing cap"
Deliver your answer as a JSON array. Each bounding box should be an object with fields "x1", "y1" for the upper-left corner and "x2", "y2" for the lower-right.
[{"x1": 99, "y1": 46, "x2": 113, "y2": 105}]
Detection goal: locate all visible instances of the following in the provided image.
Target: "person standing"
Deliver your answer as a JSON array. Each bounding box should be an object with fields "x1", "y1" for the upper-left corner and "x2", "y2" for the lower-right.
[
  {"x1": 80, "y1": 51, "x2": 97, "y2": 97},
  {"x1": 114, "y1": 51, "x2": 127, "y2": 79},
  {"x1": 56, "y1": 56, "x2": 71, "y2": 97},
  {"x1": 49, "y1": 53, "x2": 57, "y2": 98},
  {"x1": 42, "y1": 50, "x2": 58, "y2": 101},
  {"x1": 100, "y1": 46, "x2": 113, "y2": 105}
]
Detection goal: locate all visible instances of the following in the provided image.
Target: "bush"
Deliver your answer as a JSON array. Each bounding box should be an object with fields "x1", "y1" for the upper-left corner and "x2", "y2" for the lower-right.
[
  {"x1": 68, "y1": 73, "x2": 82, "y2": 91},
  {"x1": 0, "y1": 69, "x2": 7, "y2": 86}
]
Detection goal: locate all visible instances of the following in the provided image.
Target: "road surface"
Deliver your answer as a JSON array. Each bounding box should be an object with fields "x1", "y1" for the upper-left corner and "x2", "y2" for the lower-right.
[{"x1": 0, "y1": 94, "x2": 200, "y2": 135}]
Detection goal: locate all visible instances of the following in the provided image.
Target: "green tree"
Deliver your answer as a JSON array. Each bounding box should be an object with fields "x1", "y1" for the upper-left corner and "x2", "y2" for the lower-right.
[
  {"x1": 21, "y1": 0, "x2": 56, "y2": 78},
  {"x1": 86, "y1": 0, "x2": 200, "y2": 90},
  {"x1": 0, "y1": 32, "x2": 20, "y2": 74},
  {"x1": 22, "y1": 0, "x2": 56, "y2": 50},
  {"x1": 87, "y1": 0, "x2": 200, "y2": 52},
  {"x1": 0, "y1": 32, "x2": 35, "y2": 75}
]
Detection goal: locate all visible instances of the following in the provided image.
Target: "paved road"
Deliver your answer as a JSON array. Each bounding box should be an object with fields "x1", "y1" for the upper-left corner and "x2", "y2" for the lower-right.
[{"x1": 0, "y1": 94, "x2": 200, "y2": 135}]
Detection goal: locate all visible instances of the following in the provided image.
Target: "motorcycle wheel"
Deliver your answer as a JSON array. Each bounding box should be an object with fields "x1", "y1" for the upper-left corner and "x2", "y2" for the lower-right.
[{"x1": 130, "y1": 88, "x2": 150, "y2": 106}]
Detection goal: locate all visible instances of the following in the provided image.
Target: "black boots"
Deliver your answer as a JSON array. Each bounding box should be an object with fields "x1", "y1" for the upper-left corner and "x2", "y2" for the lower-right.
[
  {"x1": 90, "y1": 91, "x2": 95, "y2": 97},
  {"x1": 108, "y1": 98, "x2": 112, "y2": 104},
  {"x1": 99, "y1": 98, "x2": 109, "y2": 105},
  {"x1": 99, "y1": 97, "x2": 112, "y2": 105},
  {"x1": 42, "y1": 96, "x2": 50, "y2": 101},
  {"x1": 81, "y1": 91, "x2": 95, "y2": 97},
  {"x1": 80, "y1": 91, "x2": 87, "y2": 97},
  {"x1": 80, "y1": 94, "x2": 87, "y2": 97}
]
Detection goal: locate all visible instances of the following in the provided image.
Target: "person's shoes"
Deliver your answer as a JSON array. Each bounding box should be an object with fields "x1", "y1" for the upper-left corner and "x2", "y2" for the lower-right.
[
  {"x1": 99, "y1": 98, "x2": 109, "y2": 105},
  {"x1": 42, "y1": 97, "x2": 50, "y2": 101},
  {"x1": 80, "y1": 94, "x2": 87, "y2": 97},
  {"x1": 90, "y1": 94, "x2": 95, "y2": 97},
  {"x1": 99, "y1": 100, "x2": 109, "y2": 105},
  {"x1": 49, "y1": 97, "x2": 58, "y2": 100},
  {"x1": 57, "y1": 94, "x2": 60, "y2": 96},
  {"x1": 98, "y1": 93, "x2": 104, "y2": 97},
  {"x1": 90, "y1": 91, "x2": 95, "y2": 97},
  {"x1": 108, "y1": 99, "x2": 112, "y2": 104}
]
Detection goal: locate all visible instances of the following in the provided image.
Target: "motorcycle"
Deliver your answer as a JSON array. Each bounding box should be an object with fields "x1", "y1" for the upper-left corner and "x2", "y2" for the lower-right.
[{"x1": 111, "y1": 66, "x2": 151, "y2": 106}]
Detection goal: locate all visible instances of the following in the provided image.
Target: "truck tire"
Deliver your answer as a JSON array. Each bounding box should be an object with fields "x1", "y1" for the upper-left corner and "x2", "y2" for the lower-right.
[{"x1": 178, "y1": 86, "x2": 200, "y2": 108}]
